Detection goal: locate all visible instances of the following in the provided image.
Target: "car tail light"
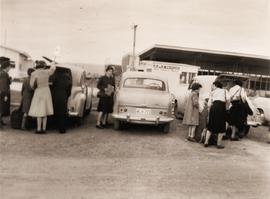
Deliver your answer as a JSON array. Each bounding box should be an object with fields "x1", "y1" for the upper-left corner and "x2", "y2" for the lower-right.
[
  {"x1": 159, "y1": 111, "x2": 167, "y2": 116},
  {"x1": 119, "y1": 107, "x2": 128, "y2": 113}
]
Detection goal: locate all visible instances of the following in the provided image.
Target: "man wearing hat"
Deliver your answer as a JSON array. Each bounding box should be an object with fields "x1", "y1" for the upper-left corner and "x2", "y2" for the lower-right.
[{"x1": 0, "y1": 57, "x2": 12, "y2": 128}]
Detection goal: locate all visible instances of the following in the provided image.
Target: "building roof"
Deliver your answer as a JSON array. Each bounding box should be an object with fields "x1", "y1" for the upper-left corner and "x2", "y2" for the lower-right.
[
  {"x1": 139, "y1": 44, "x2": 270, "y2": 75},
  {"x1": 0, "y1": 45, "x2": 31, "y2": 59}
]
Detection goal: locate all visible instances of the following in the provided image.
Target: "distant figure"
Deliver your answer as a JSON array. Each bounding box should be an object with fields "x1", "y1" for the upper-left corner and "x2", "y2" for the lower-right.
[
  {"x1": 228, "y1": 79, "x2": 248, "y2": 140},
  {"x1": 0, "y1": 57, "x2": 11, "y2": 129},
  {"x1": 204, "y1": 81, "x2": 230, "y2": 149},
  {"x1": 28, "y1": 61, "x2": 56, "y2": 134},
  {"x1": 21, "y1": 68, "x2": 35, "y2": 130},
  {"x1": 51, "y1": 68, "x2": 72, "y2": 133},
  {"x1": 96, "y1": 66, "x2": 115, "y2": 129},
  {"x1": 183, "y1": 83, "x2": 202, "y2": 142}
]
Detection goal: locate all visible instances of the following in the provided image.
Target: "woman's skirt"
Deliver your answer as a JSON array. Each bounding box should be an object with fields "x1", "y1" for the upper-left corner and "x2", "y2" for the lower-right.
[
  {"x1": 229, "y1": 100, "x2": 247, "y2": 132},
  {"x1": 28, "y1": 87, "x2": 54, "y2": 117},
  {"x1": 207, "y1": 101, "x2": 226, "y2": 134},
  {"x1": 97, "y1": 96, "x2": 113, "y2": 113}
]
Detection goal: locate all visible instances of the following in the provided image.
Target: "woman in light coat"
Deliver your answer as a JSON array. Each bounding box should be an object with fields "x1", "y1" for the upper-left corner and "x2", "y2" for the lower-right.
[
  {"x1": 28, "y1": 61, "x2": 56, "y2": 134},
  {"x1": 183, "y1": 83, "x2": 202, "y2": 142}
]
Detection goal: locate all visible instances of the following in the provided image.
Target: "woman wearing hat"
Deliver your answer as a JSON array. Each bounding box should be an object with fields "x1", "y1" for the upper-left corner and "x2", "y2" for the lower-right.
[
  {"x1": 96, "y1": 66, "x2": 115, "y2": 128},
  {"x1": 28, "y1": 60, "x2": 56, "y2": 133},
  {"x1": 0, "y1": 57, "x2": 11, "y2": 129}
]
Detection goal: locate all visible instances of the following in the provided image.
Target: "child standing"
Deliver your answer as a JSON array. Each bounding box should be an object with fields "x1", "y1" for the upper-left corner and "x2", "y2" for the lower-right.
[
  {"x1": 21, "y1": 68, "x2": 35, "y2": 130},
  {"x1": 183, "y1": 83, "x2": 202, "y2": 142}
]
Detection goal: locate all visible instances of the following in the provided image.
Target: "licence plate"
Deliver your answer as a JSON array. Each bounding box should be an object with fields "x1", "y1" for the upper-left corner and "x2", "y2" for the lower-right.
[{"x1": 135, "y1": 108, "x2": 151, "y2": 115}]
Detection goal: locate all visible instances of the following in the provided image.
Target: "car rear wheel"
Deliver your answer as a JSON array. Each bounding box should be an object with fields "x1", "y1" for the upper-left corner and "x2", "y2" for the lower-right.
[
  {"x1": 114, "y1": 119, "x2": 121, "y2": 130},
  {"x1": 161, "y1": 123, "x2": 170, "y2": 134},
  {"x1": 174, "y1": 105, "x2": 183, "y2": 119}
]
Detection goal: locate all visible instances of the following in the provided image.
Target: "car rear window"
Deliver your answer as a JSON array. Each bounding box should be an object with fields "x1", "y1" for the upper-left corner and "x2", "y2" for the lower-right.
[{"x1": 124, "y1": 78, "x2": 166, "y2": 91}]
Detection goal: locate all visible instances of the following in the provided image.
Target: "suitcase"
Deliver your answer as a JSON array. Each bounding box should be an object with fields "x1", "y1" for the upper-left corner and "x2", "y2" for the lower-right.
[{"x1": 10, "y1": 108, "x2": 23, "y2": 129}]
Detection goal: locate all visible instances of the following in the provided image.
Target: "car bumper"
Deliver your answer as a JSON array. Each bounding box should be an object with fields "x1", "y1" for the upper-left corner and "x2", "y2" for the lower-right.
[{"x1": 112, "y1": 113, "x2": 174, "y2": 124}]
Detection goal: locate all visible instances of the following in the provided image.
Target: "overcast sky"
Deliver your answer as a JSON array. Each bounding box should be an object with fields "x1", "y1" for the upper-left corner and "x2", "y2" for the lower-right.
[{"x1": 1, "y1": 0, "x2": 269, "y2": 64}]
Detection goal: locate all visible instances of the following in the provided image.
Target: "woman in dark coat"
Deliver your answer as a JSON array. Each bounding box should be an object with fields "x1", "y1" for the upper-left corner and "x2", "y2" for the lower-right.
[
  {"x1": 228, "y1": 80, "x2": 248, "y2": 140},
  {"x1": 96, "y1": 66, "x2": 115, "y2": 129},
  {"x1": 21, "y1": 68, "x2": 35, "y2": 129},
  {"x1": 51, "y1": 68, "x2": 72, "y2": 133},
  {"x1": 204, "y1": 81, "x2": 230, "y2": 149},
  {"x1": 0, "y1": 57, "x2": 11, "y2": 129}
]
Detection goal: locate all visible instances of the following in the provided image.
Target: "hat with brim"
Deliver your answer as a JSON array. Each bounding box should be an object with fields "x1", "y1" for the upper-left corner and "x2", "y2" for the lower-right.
[{"x1": 0, "y1": 57, "x2": 10, "y2": 69}]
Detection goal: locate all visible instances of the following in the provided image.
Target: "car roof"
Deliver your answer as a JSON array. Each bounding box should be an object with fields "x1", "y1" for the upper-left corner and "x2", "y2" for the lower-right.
[{"x1": 122, "y1": 71, "x2": 168, "y2": 82}]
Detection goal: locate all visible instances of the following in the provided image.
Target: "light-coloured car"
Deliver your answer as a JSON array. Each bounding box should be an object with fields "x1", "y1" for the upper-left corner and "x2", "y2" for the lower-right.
[
  {"x1": 112, "y1": 71, "x2": 174, "y2": 133},
  {"x1": 64, "y1": 66, "x2": 93, "y2": 120},
  {"x1": 250, "y1": 96, "x2": 270, "y2": 124}
]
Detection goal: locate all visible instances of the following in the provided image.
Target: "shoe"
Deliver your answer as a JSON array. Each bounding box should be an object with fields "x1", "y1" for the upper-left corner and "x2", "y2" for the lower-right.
[
  {"x1": 204, "y1": 143, "x2": 208, "y2": 147},
  {"x1": 187, "y1": 137, "x2": 196, "y2": 142},
  {"x1": 101, "y1": 123, "x2": 108, "y2": 128},
  {"x1": 59, "y1": 129, "x2": 66, "y2": 134},
  {"x1": 217, "y1": 145, "x2": 225, "y2": 149},
  {"x1": 96, "y1": 124, "x2": 104, "y2": 129},
  {"x1": 35, "y1": 130, "x2": 42, "y2": 134},
  {"x1": 230, "y1": 137, "x2": 239, "y2": 141}
]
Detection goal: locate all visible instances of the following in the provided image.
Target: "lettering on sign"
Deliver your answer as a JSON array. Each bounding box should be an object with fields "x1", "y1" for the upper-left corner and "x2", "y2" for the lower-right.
[{"x1": 152, "y1": 64, "x2": 181, "y2": 72}]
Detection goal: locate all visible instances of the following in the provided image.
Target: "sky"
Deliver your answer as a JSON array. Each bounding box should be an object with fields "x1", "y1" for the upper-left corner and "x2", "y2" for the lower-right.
[{"x1": 1, "y1": 0, "x2": 269, "y2": 65}]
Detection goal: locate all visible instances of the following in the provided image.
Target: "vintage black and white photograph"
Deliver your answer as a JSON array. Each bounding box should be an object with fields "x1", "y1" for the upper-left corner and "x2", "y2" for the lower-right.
[{"x1": 0, "y1": 0, "x2": 270, "y2": 198}]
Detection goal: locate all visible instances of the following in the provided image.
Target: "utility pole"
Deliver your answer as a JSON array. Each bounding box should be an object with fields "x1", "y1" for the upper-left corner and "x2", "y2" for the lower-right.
[{"x1": 131, "y1": 24, "x2": 138, "y2": 71}]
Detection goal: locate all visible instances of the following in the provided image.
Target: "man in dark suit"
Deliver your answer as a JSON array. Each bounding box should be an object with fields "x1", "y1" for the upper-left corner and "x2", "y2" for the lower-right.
[
  {"x1": 0, "y1": 57, "x2": 11, "y2": 129},
  {"x1": 50, "y1": 67, "x2": 72, "y2": 133}
]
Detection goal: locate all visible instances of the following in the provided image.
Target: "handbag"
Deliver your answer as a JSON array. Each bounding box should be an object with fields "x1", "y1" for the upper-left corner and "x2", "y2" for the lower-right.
[
  {"x1": 240, "y1": 88, "x2": 253, "y2": 116},
  {"x1": 97, "y1": 90, "x2": 104, "y2": 98},
  {"x1": 223, "y1": 89, "x2": 231, "y2": 123}
]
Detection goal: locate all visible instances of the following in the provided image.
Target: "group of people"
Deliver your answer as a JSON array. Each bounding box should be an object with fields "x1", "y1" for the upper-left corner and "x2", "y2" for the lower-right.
[
  {"x1": 0, "y1": 57, "x2": 72, "y2": 134},
  {"x1": 0, "y1": 56, "x2": 269, "y2": 144},
  {"x1": 183, "y1": 79, "x2": 251, "y2": 149}
]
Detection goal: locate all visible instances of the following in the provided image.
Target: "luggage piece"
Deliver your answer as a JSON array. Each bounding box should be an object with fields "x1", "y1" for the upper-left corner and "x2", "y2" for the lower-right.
[{"x1": 10, "y1": 109, "x2": 23, "y2": 129}]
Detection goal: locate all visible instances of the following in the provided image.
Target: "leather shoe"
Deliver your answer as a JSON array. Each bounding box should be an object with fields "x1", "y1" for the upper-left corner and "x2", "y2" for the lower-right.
[
  {"x1": 230, "y1": 137, "x2": 239, "y2": 141},
  {"x1": 217, "y1": 145, "x2": 225, "y2": 149},
  {"x1": 96, "y1": 124, "x2": 104, "y2": 129}
]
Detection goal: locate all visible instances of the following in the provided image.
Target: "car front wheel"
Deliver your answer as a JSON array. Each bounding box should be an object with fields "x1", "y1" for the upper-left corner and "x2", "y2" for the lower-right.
[{"x1": 114, "y1": 119, "x2": 121, "y2": 130}]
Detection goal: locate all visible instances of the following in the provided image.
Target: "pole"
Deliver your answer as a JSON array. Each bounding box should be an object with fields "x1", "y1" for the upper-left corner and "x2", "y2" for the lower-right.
[{"x1": 132, "y1": 25, "x2": 138, "y2": 71}]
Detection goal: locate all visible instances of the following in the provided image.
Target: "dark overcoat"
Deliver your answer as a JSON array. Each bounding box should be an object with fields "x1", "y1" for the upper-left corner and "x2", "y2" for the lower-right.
[
  {"x1": 21, "y1": 77, "x2": 34, "y2": 114},
  {"x1": 51, "y1": 70, "x2": 72, "y2": 116},
  {"x1": 0, "y1": 70, "x2": 11, "y2": 116}
]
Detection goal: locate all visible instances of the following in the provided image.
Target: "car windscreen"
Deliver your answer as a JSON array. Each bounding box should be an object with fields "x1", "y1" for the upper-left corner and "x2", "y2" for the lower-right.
[{"x1": 124, "y1": 78, "x2": 166, "y2": 91}]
